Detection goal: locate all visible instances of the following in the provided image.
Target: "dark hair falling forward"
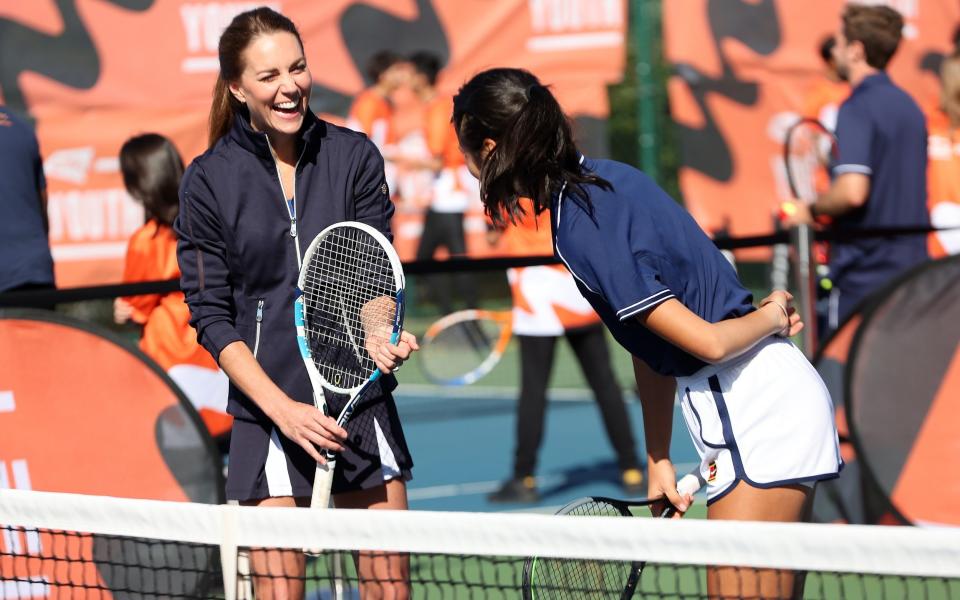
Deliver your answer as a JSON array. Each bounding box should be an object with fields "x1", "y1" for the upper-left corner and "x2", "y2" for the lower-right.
[
  {"x1": 208, "y1": 7, "x2": 304, "y2": 147},
  {"x1": 119, "y1": 134, "x2": 184, "y2": 229},
  {"x1": 452, "y1": 68, "x2": 610, "y2": 228}
]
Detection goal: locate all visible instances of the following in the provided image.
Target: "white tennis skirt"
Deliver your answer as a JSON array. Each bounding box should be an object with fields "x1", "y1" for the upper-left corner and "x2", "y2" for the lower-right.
[{"x1": 675, "y1": 337, "x2": 842, "y2": 505}]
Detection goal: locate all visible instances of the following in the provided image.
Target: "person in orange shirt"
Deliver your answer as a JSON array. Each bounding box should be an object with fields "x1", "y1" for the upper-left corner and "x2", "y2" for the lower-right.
[
  {"x1": 113, "y1": 134, "x2": 231, "y2": 443},
  {"x1": 346, "y1": 50, "x2": 411, "y2": 150},
  {"x1": 926, "y1": 50, "x2": 960, "y2": 258},
  {"x1": 802, "y1": 36, "x2": 850, "y2": 130},
  {"x1": 409, "y1": 51, "x2": 478, "y2": 311},
  {"x1": 486, "y1": 199, "x2": 643, "y2": 503}
]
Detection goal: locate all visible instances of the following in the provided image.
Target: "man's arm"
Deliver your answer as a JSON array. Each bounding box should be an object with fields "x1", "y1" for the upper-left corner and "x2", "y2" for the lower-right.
[{"x1": 784, "y1": 172, "x2": 870, "y2": 225}]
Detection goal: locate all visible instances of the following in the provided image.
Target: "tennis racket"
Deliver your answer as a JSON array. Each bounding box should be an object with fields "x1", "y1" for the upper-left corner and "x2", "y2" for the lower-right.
[
  {"x1": 780, "y1": 117, "x2": 838, "y2": 357},
  {"x1": 521, "y1": 470, "x2": 704, "y2": 600},
  {"x1": 783, "y1": 117, "x2": 838, "y2": 204},
  {"x1": 294, "y1": 221, "x2": 406, "y2": 510},
  {"x1": 419, "y1": 309, "x2": 512, "y2": 386}
]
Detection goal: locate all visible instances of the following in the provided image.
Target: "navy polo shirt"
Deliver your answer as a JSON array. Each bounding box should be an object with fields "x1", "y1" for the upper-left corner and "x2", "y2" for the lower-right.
[
  {"x1": 0, "y1": 107, "x2": 53, "y2": 292},
  {"x1": 552, "y1": 158, "x2": 754, "y2": 377},
  {"x1": 830, "y1": 72, "x2": 929, "y2": 298}
]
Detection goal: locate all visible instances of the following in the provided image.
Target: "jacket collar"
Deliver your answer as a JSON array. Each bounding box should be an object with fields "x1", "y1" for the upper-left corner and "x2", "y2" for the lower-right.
[{"x1": 227, "y1": 107, "x2": 324, "y2": 158}]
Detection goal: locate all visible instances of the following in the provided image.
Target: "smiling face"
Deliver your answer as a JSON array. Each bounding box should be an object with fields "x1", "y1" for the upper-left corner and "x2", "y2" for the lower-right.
[{"x1": 229, "y1": 31, "x2": 312, "y2": 142}]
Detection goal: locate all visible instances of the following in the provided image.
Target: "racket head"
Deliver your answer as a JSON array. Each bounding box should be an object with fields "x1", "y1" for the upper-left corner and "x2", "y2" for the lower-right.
[
  {"x1": 522, "y1": 497, "x2": 640, "y2": 600},
  {"x1": 783, "y1": 117, "x2": 838, "y2": 203},
  {"x1": 520, "y1": 472, "x2": 705, "y2": 598},
  {"x1": 295, "y1": 221, "x2": 405, "y2": 395},
  {"x1": 418, "y1": 309, "x2": 512, "y2": 386}
]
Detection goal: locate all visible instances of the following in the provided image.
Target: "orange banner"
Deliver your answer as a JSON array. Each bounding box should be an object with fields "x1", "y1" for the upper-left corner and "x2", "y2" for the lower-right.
[
  {"x1": 0, "y1": 0, "x2": 627, "y2": 287},
  {"x1": 664, "y1": 0, "x2": 958, "y2": 257},
  {"x1": 0, "y1": 310, "x2": 222, "y2": 597}
]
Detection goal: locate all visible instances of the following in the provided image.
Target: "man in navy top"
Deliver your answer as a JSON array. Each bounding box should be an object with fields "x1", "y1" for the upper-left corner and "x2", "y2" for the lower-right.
[
  {"x1": 553, "y1": 157, "x2": 756, "y2": 378},
  {"x1": 784, "y1": 4, "x2": 929, "y2": 334},
  {"x1": 0, "y1": 107, "x2": 54, "y2": 297}
]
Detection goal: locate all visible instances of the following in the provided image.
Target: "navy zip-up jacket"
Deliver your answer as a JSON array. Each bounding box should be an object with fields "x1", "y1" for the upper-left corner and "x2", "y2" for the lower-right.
[{"x1": 175, "y1": 110, "x2": 397, "y2": 422}]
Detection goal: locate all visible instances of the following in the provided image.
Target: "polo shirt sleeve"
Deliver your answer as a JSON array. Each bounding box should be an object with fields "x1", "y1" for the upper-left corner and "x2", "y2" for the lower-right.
[
  {"x1": 560, "y1": 215, "x2": 675, "y2": 322},
  {"x1": 833, "y1": 101, "x2": 874, "y2": 177}
]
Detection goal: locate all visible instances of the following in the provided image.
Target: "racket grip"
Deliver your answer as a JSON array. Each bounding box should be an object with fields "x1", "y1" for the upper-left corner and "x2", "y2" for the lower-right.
[
  {"x1": 311, "y1": 462, "x2": 334, "y2": 509},
  {"x1": 676, "y1": 470, "x2": 705, "y2": 497}
]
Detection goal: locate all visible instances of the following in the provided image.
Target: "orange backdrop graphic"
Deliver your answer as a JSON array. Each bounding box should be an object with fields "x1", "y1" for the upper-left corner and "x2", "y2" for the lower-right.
[
  {"x1": 663, "y1": 0, "x2": 959, "y2": 258},
  {"x1": 0, "y1": 314, "x2": 221, "y2": 596},
  {"x1": 0, "y1": 0, "x2": 626, "y2": 287}
]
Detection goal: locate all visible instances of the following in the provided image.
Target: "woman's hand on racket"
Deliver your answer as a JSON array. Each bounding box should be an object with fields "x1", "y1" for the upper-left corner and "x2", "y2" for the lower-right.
[
  {"x1": 647, "y1": 458, "x2": 692, "y2": 519},
  {"x1": 272, "y1": 398, "x2": 347, "y2": 464},
  {"x1": 759, "y1": 290, "x2": 803, "y2": 338},
  {"x1": 367, "y1": 329, "x2": 420, "y2": 374}
]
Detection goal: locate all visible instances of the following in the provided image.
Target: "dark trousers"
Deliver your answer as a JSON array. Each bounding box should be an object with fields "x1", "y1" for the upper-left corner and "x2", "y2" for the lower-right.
[
  {"x1": 513, "y1": 324, "x2": 640, "y2": 478},
  {"x1": 416, "y1": 210, "x2": 477, "y2": 312}
]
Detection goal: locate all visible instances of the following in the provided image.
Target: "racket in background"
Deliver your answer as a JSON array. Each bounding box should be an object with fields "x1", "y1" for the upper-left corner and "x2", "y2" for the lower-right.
[
  {"x1": 783, "y1": 117, "x2": 838, "y2": 204},
  {"x1": 522, "y1": 471, "x2": 704, "y2": 600},
  {"x1": 773, "y1": 117, "x2": 839, "y2": 285},
  {"x1": 419, "y1": 309, "x2": 512, "y2": 386},
  {"x1": 294, "y1": 221, "x2": 406, "y2": 510}
]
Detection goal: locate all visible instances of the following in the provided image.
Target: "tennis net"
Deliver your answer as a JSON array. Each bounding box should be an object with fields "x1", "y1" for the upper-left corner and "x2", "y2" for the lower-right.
[{"x1": 2, "y1": 488, "x2": 959, "y2": 599}]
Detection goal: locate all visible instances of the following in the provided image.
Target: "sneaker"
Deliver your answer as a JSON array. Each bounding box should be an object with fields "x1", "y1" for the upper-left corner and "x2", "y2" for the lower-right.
[
  {"x1": 621, "y1": 468, "x2": 645, "y2": 497},
  {"x1": 487, "y1": 476, "x2": 540, "y2": 504}
]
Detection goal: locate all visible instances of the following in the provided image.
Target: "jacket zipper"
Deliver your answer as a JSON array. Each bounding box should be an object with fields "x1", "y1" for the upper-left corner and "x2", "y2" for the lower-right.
[
  {"x1": 253, "y1": 299, "x2": 265, "y2": 358},
  {"x1": 265, "y1": 135, "x2": 307, "y2": 269}
]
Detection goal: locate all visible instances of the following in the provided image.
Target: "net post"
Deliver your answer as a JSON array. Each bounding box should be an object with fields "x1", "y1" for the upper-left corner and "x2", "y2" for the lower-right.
[
  {"x1": 220, "y1": 502, "x2": 241, "y2": 600},
  {"x1": 790, "y1": 223, "x2": 818, "y2": 358}
]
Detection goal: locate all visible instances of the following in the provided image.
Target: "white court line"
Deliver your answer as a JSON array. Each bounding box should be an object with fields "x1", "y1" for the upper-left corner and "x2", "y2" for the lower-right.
[
  {"x1": 396, "y1": 384, "x2": 649, "y2": 403},
  {"x1": 406, "y1": 463, "x2": 701, "y2": 503}
]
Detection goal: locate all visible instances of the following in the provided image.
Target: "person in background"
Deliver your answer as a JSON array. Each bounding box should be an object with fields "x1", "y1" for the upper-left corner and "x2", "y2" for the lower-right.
[
  {"x1": 486, "y1": 199, "x2": 644, "y2": 504},
  {"x1": 409, "y1": 50, "x2": 477, "y2": 313},
  {"x1": 0, "y1": 106, "x2": 54, "y2": 302},
  {"x1": 925, "y1": 47, "x2": 960, "y2": 258},
  {"x1": 454, "y1": 67, "x2": 840, "y2": 599},
  {"x1": 114, "y1": 134, "x2": 232, "y2": 444},
  {"x1": 346, "y1": 50, "x2": 412, "y2": 151},
  {"x1": 802, "y1": 35, "x2": 850, "y2": 130},
  {"x1": 176, "y1": 8, "x2": 417, "y2": 599},
  {"x1": 784, "y1": 4, "x2": 929, "y2": 336}
]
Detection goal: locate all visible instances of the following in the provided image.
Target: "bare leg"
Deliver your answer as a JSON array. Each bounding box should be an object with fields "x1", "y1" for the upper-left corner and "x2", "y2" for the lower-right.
[
  {"x1": 240, "y1": 496, "x2": 309, "y2": 600},
  {"x1": 707, "y1": 482, "x2": 812, "y2": 599},
  {"x1": 334, "y1": 478, "x2": 410, "y2": 599}
]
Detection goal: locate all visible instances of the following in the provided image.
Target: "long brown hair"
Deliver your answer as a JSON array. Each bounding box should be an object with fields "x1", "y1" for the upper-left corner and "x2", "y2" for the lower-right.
[
  {"x1": 208, "y1": 7, "x2": 304, "y2": 147},
  {"x1": 452, "y1": 68, "x2": 610, "y2": 228},
  {"x1": 119, "y1": 134, "x2": 184, "y2": 228}
]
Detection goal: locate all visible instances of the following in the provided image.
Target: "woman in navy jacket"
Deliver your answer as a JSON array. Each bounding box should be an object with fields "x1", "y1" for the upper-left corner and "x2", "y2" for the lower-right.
[{"x1": 175, "y1": 8, "x2": 417, "y2": 598}]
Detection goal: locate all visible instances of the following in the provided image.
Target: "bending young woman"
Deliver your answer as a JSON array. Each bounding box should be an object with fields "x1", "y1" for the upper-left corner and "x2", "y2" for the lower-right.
[
  {"x1": 452, "y1": 68, "x2": 841, "y2": 599},
  {"x1": 176, "y1": 8, "x2": 417, "y2": 599}
]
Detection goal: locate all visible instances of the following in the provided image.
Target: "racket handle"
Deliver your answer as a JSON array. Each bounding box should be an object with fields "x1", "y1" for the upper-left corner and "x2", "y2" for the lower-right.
[
  {"x1": 311, "y1": 461, "x2": 334, "y2": 509},
  {"x1": 676, "y1": 469, "x2": 705, "y2": 497},
  {"x1": 660, "y1": 468, "x2": 706, "y2": 518}
]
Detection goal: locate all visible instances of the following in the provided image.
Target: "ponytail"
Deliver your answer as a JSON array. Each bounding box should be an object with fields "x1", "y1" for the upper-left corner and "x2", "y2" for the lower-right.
[
  {"x1": 208, "y1": 76, "x2": 241, "y2": 148},
  {"x1": 453, "y1": 68, "x2": 610, "y2": 228}
]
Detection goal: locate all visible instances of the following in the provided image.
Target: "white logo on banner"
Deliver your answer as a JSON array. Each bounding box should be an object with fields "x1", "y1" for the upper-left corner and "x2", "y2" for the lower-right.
[
  {"x1": 180, "y1": 2, "x2": 283, "y2": 73},
  {"x1": 527, "y1": 0, "x2": 623, "y2": 52}
]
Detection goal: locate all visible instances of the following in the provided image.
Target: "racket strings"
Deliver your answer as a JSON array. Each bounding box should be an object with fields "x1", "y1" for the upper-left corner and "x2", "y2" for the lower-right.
[
  {"x1": 786, "y1": 124, "x2": 837, "y2": 203},
  {"x1": 302, "y1": 228, "x2": 397, "y2": 389},
  {"x1": 528, "y1": 499, "x2": 634, "y2": 599},
  {"x1": 420, "y1": 317, "x2": 508, "y2": 385}
]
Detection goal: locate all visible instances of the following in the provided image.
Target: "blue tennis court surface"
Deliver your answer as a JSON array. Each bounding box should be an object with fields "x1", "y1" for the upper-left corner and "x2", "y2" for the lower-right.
[{"x1": 395, "y1": 386, "x2": 699, "y2": 513}]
